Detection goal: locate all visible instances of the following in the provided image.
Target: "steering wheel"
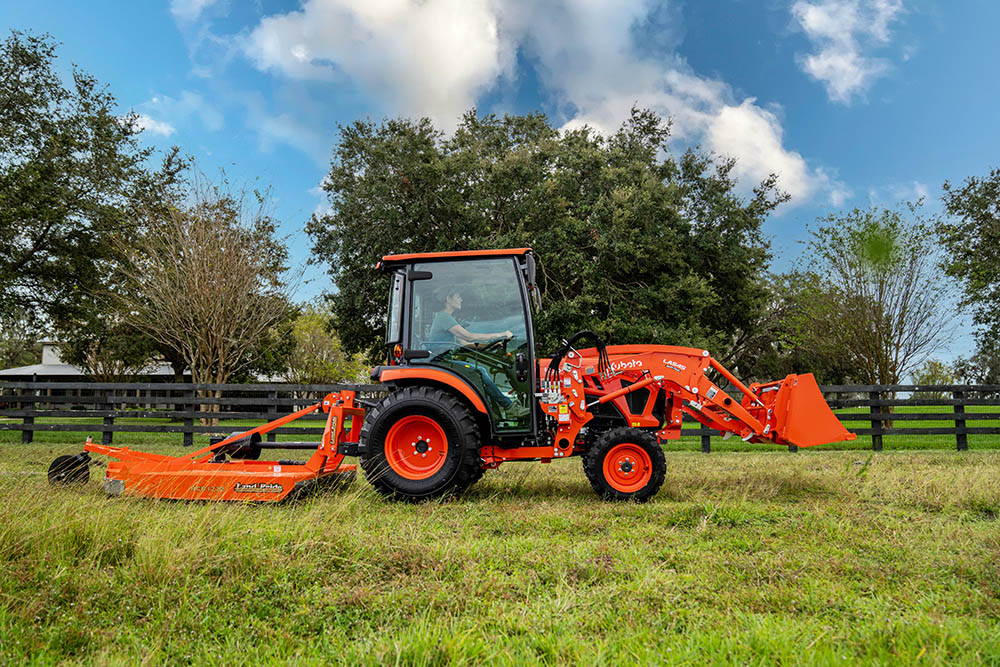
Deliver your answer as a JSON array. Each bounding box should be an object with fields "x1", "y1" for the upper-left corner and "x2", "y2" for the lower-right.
[{"x1": 481, "y1": 336, "x2": 509, "y2": 353}]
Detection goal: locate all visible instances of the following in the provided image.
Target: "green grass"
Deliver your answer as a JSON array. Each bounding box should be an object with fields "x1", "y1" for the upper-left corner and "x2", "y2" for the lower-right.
[{"x1": 2, "y1": 437, "x2": 999, "y2": 664}]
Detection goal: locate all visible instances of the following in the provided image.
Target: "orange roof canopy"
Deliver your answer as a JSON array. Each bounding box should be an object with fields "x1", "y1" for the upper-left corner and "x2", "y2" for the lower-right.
[{"x1": 381, "y1": 248, "x2": 532, "y2": 263}]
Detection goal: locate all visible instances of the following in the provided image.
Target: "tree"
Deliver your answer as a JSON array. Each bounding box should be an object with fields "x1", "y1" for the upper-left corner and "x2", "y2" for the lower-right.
[
  {"x1": 307, "y1": 109, "x2": 786, "y2": 359},
  {"x1": 0, "y1": 31, "x2": 184, "y2": 325},
  {"x1": 54, "y1": 149, "x2": 191, "y2": 382},
  {"x1": 730, "y1": 273, "x2": 860, "y2": 385},
  {"x1": 118, "y1": 178, "x2": 294, "y2": 420},
  {"x1": 939, "y1": 168, "x2": 1000, "y2": 373},
  {"x1": 793, "y1": 204, "x2": 953, "y2": 385},
  {"x1": 285, "y1": 303, "x2": 369, "y2": 385},
  {"x1": 0, "y1": 308, "x2": 40, "y2": 370},
  {"x1": 953, "y1": 339, "x2": 1000, "y2": 386},
  {"x1": 57, "y1": 319, "x2": 160, "y2": 383},
  {"x1": 912, "y1": 359, "x2": 956, "y2": 399}
]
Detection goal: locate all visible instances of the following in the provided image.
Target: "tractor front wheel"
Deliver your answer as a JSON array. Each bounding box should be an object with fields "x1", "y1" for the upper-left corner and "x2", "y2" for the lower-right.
[
  {"x1": 583, "y1": 427, "x2": 665, "y2": 502},
  {"x1": 360, "y1": 386, "x2": 482, "y2": 501}
]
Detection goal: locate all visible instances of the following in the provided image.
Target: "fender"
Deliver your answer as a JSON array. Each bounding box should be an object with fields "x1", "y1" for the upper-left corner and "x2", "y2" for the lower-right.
[{"x1": 375, "y1": 367, "x2": 489, "y2": 414}]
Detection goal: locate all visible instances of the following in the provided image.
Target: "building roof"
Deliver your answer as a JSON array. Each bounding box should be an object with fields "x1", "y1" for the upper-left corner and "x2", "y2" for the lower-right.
[
  {"x1": 0, "y1": 342, "x2": 179, "y2": 378},
  {"x1": 0, "y1": 362, "x2": 177, "y2": 378}
]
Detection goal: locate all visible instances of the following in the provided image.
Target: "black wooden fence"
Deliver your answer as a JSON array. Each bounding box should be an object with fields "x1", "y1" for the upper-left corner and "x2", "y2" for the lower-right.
[
  {"x1": 2, "y1": 381, "x2": 998, "y2": 451},
  {"x1": 0, "y1": 381, "x2": 384, "y2": 446}
]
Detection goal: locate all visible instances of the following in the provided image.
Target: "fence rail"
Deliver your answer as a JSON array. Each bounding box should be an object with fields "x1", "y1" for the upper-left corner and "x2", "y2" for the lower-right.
[{"x1": 2, "y1": 381, "x2": 997, "y2": 451}]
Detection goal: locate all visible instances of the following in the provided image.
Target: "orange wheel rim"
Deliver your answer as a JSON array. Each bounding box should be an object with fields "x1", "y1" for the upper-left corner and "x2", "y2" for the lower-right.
[
  {"x1": 385, "y1": 415, "x2": 449, "y2": 480},
  {"x1": 603, "y1": 443, "x2": 652, "y2": 493}
]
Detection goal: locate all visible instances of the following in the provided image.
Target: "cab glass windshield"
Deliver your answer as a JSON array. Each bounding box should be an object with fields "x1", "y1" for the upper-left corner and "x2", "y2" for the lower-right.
[{"x1": 409, "y1": 258, "x2": 530, "y2": 431}]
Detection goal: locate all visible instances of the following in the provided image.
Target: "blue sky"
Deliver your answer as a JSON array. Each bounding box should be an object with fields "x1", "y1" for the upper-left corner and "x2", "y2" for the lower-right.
[{"x1": 3, "y1": 0, "x2": 996, "y2": 361}]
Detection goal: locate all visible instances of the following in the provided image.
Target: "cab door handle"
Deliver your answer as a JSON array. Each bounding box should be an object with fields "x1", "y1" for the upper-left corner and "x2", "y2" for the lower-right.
[{"x1": 515, "y1": 353, "x2": 529, "y2": 382}]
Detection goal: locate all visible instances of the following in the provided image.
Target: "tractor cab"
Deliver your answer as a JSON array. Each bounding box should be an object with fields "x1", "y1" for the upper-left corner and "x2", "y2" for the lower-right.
[{"x1": 376, "y1": 249, "x2": 540, "y2": 443}]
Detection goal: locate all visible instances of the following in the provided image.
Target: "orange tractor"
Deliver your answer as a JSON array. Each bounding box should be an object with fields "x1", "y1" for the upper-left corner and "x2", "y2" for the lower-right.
[{"x1": 50, "y1": 248, "x2": 854, "y2": 502}]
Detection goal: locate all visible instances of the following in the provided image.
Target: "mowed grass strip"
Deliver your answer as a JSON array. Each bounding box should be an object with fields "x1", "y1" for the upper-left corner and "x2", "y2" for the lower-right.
[{"x1": 1, "y1": 440, "x2": 998, "y2": 665}]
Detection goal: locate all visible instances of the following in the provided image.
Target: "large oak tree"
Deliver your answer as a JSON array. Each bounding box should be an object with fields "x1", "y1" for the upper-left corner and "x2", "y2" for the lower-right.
[{"x1": 308, "y1": 109, "x2": 787, "y2": 361}]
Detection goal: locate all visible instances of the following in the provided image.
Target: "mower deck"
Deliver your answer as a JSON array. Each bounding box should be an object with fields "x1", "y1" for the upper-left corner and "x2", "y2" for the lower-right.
[{"x1": 80, "y1": 391, "x2": 362, "y2": 503}]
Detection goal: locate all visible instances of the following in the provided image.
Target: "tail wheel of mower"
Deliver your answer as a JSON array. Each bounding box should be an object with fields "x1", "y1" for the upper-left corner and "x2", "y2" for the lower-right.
[
  {"x1": 360, "y1": 386, "x2": 482, "y2": 501},
  {"x1": 48, "y1": 454, "x2": 90, "y2": 486},
  {"x1": 583, "y1": 427, "x2": 665, "y2": 502}
]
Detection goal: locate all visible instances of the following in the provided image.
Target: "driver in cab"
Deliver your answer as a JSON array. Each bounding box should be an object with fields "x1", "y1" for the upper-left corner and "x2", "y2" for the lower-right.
[
  {"x1": 430, "y1": 290, "x2": 513, "y2": 350},
  {"x1": 428, "y1": 289, "x2": 523, "y2": 416}
]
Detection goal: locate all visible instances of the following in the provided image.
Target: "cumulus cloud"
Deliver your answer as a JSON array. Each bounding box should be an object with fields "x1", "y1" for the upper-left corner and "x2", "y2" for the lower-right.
[
  {"x1": 791, "y1": 0, "x2": 904, "y2": 103},
  {"x1": 238, "y1": 0, "x2": 845, "y2": 206},
  {"x1": 170, "y1": 0, "x2": 221, "y2": 23},
  {"x1": 505, "y1": 1, "x2": 844, "y2": 205},
  {"x1": 131, "y1": 114, "x2": 176, "y2": 137},
  {"x1": 705, "y1": 101, "x2": 813, "y2": 201},
  {"x1": 243, "y1": 0, "x2": 513, "y2": 131}
]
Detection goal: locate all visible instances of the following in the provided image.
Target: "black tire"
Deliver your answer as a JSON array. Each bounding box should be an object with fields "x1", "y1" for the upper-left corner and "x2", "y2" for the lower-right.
[
  {"x1": 583, "y1": 427, "x2": 665, "y2": 502},
  {"x1": 360, "y1": 386, "x2": 483, "y2": 501},
  {"x1": 48, "y1": 454, "x2": 90, "y2": 485}
]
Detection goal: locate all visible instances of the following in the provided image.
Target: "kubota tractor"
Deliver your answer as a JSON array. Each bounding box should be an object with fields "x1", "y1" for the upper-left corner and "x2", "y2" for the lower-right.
[
  {"x1": 50, "y1": 247, "x2": 854, "y2": 503},
  {"x1": 357, "y1": 247, "x2": 854, "y2": 501}
]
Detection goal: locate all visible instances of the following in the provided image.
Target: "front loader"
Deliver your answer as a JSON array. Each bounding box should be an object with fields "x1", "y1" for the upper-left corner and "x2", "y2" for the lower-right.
[{"x1": 50, "y1": 247, "x2": 854, "y2": 503}]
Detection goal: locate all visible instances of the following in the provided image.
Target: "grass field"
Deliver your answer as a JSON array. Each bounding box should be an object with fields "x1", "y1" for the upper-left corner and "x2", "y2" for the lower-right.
[{"x1": 2, "y1": 433, "x2": 999, "y2": 665}]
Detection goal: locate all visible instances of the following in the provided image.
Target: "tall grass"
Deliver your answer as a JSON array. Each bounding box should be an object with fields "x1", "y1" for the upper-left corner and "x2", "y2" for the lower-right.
[{"x1": 1, "y1": 442, "x2": 999, "y2": 664}]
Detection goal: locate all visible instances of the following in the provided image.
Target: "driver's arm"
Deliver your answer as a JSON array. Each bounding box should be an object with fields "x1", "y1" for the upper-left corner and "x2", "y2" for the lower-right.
[{"x1": 448, "y1": 324, "x2": 513, "y2": 348}]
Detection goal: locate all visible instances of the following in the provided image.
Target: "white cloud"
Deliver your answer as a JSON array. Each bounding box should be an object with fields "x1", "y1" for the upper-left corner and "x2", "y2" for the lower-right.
[
  {"x1": 144, "y1": 91, "x2": 224, "y2": 132},
  {"x1": 242, "y1": 0, "x2": 513, "y2": 131},
  {"x1": 231, "y1": 88, "x2": 331, "y2": 166},
  {"x1": 256, "y1": 111, "x2": 326, "y2": 161},
  {"x1": 791, "y1": 0, "x2": 904, "y2": 103},
  {"x1": 132, "y1": 114, "x2": 176, "y2": 137},
  {"x1": 505, "y1": 1, "x2": 843, "y2": 205},
  {"x1": 706, "y1": 100, "x2": 814, "y2": 201},
  {"x1": 819, "y1": 168, "x2": 854, "y2": 206},
  {"x1": 170, "y1": 0, "x2": 221, "y2": 23},
  {"x1": 867, "y1": 179, "x2": 929, "y2": 206},
  {"x1": 237, "y1": 0, "x2": 845, "y2": 206}
]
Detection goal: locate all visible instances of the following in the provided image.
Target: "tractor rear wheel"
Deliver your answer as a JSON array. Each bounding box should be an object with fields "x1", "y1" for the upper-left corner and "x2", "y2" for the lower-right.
[
  {"x1": 360, "y1": 386, "x2": 482, "y2": 501},
  {"x1": 583, "y1": 427, "x2": 665, "y2": 502}
]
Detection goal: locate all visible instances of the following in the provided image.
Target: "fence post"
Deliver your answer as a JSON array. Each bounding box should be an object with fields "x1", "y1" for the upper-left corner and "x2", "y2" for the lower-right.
[
  {"x1": 870, "y1": 390, "x2": 883, "y2": 452},
  {"x1": 21, "y1": 377, "x2": 36, "y2": 444},
  {"x1": 953, "y1": 389, "x2": 968, "y2": 451},
  {"x1": 102, "y1": 386, "x2": 114, "y2": 445},
  {"x1": 267, "y1": 389, "x2": 278, "y2": 443},
  {"x1": 700, "y1": 427, "x2": 711, "y2": 453},
  {"x1": 183, "y1": 387, "x2": 195, "y2": 447}
]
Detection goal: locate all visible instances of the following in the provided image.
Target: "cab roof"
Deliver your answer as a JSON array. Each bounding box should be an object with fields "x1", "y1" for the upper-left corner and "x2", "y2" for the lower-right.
[{"x1": 378, "y1": 247, "x2": 532, "y2": 270}]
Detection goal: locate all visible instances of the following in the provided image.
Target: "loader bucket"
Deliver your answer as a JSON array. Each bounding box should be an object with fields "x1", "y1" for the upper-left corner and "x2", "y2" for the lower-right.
[{"x1": 768, "y1": 373, "x2": 856, "y2": 447}]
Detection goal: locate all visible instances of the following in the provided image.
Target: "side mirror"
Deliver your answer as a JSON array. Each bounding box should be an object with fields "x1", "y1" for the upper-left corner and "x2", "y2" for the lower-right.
[{"x1": 515, "y1": 352, "x2": 529, "y2": 382}]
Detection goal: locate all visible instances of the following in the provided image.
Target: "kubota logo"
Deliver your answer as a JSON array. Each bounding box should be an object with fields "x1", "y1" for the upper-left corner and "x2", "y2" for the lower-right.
[
  {"x1": 609, "y1": 359, "x2": 643, "y2": 372},
  {"x1": 663, "y1": 359, "x2": 686, "y2": 372}
]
